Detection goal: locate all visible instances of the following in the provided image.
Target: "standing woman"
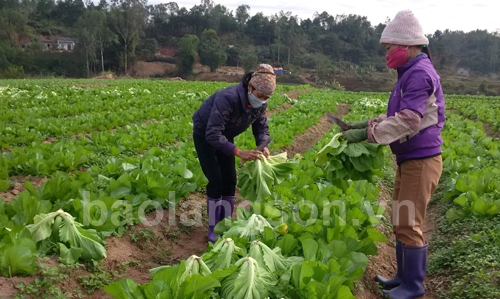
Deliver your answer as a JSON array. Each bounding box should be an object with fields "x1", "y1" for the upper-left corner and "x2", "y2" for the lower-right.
[
  {"x1": 342, "y1": 10, "x2": 445, "y2": 299},
  {"x1": 192, "y1": 64, "x2": 276, "y2": 243}
]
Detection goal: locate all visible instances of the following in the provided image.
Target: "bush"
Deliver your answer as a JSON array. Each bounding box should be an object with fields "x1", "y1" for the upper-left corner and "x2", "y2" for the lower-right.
[{"x1": 0, "y1": 65, "x2": 25, "y2": 79}]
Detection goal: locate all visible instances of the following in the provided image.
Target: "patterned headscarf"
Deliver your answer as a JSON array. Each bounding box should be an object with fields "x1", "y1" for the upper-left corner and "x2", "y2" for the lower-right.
[{"x1": 249, "y1": 64, "x2": 276, "y2": 97}]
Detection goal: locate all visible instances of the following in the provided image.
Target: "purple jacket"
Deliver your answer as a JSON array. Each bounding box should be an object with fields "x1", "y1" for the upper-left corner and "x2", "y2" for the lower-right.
[
  {"x1": 192, "y1": 82, "x2": 270, "y2": 156},
  {"x1": 387, "y1": 54, "x2": 446, "y2": 164}
]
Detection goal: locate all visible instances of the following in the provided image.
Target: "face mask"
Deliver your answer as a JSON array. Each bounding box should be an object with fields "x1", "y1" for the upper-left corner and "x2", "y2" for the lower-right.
[
  {"x1": 248, "y1": 91, "x2": 265, "y2": 108},
  {"x1": 386, "y1": 46, "x2": 409, "y2": 69}
]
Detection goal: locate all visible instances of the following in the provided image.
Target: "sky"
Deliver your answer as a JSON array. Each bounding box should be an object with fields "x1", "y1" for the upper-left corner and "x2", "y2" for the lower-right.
[{"x1": 153, "y1": 0, "x2": 500, "y2": 34}]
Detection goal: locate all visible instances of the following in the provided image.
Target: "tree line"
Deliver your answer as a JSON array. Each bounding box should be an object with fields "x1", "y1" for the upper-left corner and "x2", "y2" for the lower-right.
[{"x1": 0, "y1": 0, "x2": 499, "y2": 78}]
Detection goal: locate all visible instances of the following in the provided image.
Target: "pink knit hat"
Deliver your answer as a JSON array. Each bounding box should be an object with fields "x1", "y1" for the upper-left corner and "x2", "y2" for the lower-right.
[{"x1": 380, "y1": 10, "x2": 429, "y2": 46}]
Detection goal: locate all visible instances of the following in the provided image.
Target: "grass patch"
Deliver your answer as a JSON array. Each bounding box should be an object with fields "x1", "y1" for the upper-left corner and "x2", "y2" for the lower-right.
[{"x1": 427, "y1": 173, "x2": 500, "y2": 299}]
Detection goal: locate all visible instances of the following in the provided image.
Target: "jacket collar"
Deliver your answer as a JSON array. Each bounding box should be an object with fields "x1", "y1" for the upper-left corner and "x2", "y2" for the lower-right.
[{"x1": 397, "y1": 53, "x2": 428, "y2": 79}]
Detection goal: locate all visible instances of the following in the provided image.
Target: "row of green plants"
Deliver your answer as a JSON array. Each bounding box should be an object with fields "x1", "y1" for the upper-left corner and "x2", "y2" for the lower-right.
[
  {"x1": 0, "y1": 84, "x2": 308, "y2": 179},
  {"x1": 0, "y1": 81, "x2": 311, "y2": 148},
  {"x1": 447, "y1": 94, "x2": 500, "y2": 131},
  {"x1": 427, "y1": 111, "x2": 500, "y2": 298}
]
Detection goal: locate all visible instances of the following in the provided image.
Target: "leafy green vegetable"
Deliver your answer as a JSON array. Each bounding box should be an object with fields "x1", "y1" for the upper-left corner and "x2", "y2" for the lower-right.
[
  {"x1": 249, "y1": 240, "x2": 303, "y2": 274},
  {"x1": 219, "y1": 213, "x2": 273, "y2": 241},
  {"x1": 221, "y1": 257, "x2": 276, "y2": 299},
  {"x1": 26, "y1": 209, "x2": 106, "y2": 261},
  {"x1": 178, "y1": 255, "x2": 212, "y2": 284},
  {"x1": 202, "y1": 238, "x2": 245, "y2": 270},
  {"x1": 315, "y1": 133, "x2": 385, "y2": 183},
  {"x1": 1, "y1": 244, "x2": 36, "y2": 276},
  {"x1": 238, "y1": 152, "x2": 297, "y2": 202}
]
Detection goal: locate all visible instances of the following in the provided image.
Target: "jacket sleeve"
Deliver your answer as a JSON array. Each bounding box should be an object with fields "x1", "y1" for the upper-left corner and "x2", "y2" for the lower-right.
[
  {"x1": 205, "y1": 94, "x2": 237, "y2": 156},
  {"x1": 366, "y1": 69, "x2": 434, "y2": 145},
  {"x1": 252, "y1": 113, "x2": 270, "y2": 147},
  {"x1": 367, "y1": 109, "x2": 421, "y2": 145}
]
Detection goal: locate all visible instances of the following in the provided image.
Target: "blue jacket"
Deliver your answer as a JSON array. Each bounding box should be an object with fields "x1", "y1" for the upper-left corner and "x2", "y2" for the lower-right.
[{"x1": 192, "y1": 82, "x2": 270, "y2": 156}]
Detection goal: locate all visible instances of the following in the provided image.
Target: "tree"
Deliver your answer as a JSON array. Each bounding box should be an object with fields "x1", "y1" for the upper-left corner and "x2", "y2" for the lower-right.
[
  {"x1": 94, "y1": 10, "x2": 117, "y2": 73},
  {"x1": 198, "y1": 29, "x2": 226, "y2": 72},
  {"x1": 75, "y1": 9, "x2": 101, "y2": 77},
  {"x1": 176, "y1": 34, "x2": 199, "y2": 77},
  {"x1": 235, "y1": 4, "x2": 249, "y2": 27},
  {"x1": 109, "y1": 0, "x2": 147, "y2": 74},
  {"x1": 241, "y1": 50, "x2": 258, "y2": 73},
  {"x1": 225, "y1": 46, "x2": 240, "y2": 66},
  {"x1": 0, "y1": 8, "x2": 28, "y2": 44}
]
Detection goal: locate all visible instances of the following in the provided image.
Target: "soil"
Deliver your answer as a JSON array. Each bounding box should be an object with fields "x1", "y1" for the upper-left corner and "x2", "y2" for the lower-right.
[
  {"x1": 299, "y1": 74, "x2": 317, "y2": 86},
  {"x1": 0, "y1": 176, "x2": 48, "y2": 203},
  {"x1": 482, "y1": 122, "x2": 500, "y2": 139},
  {"x1": 281, "y1": 103, "x2": 351, "y2": 158},
  {"x1": 128, "y1": 61, "x2": 176, "y2": 78}
]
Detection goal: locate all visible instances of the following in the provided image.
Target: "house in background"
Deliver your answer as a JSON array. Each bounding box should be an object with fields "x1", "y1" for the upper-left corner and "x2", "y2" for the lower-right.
[
  {"x1": 456, "y1": 67, "x2": 470, "y2": 77},
  {"x1": 41, "y1": 36, "x2": 77, "y2": 52}
]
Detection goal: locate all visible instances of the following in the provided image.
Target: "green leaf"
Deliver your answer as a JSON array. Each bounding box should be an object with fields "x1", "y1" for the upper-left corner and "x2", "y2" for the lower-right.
[
  {"x1": 58, "y1": 212, "x2": 107, "y2": 261},
  {"x1": 453, "y1": 195, "x2": 468, "y2": 207},
  {"x1": 103, "y1": 278, "x2": 146, "y2": 299},
  {"x1": 58, "y1": 242, "x2": 82, "y2": 265},
  {"x1": 343, "y1": 143, "x2": 371, "y2": 157},
  {"x1": 26, "y1": 212, "x2": 57, "y2": 242},
  {"x1": 1, "y1": 245, "x2": 36, "y2": 276},
  {"x1": 336, "y1": 285, "x2": 356, "y2": 298},
  {"x1": 365, "y1": 227, "x2": 388, "y2": 243},
  {"x1": 349, "y1": 155, "x2": 373, "y2": 172},
  {"x1": 276, "y1": 234, "x2": 299, "y2": 256},
  {"x1": 0, "y1": 180, "x2": 10, "y2": 193},
  {"x1": 143, "y1": 280, "x2": 170, "y2": 299},
  {"x1": 182, "y1": 169, "x2": 193, "y2": 179},
  {"x1": 300, "y1": 237, "x2": 318, "y2": 261},
  {"x1": 111, "y1": 187, "x2": 131, "y2": 198}
]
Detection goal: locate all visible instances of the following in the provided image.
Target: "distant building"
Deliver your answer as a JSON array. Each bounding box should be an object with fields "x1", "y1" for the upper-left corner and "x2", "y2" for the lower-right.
[
  {"x1": 456, "y1": 67, "x2": 470, "y2": 77},
  {"x1": 41, "y1": 37, "x2": 77, "y2": 52},
  {"x1": 273, "y1": 67, "x2": 291, "y2": 76}
]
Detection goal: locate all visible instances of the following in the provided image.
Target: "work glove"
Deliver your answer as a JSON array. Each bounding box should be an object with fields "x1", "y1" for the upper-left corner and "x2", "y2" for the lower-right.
[
  {"x1": 342, "y1": 128, "x2": 367, "y2": 143},
  {"x1": 346, "y1": 120, "x2": 369, "y2": 130}
]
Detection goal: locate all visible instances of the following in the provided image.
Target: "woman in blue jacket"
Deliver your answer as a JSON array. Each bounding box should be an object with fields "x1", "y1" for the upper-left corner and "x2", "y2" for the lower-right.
[{"x1": 192, "y1": 64, "x2": 276, "y2": 243}]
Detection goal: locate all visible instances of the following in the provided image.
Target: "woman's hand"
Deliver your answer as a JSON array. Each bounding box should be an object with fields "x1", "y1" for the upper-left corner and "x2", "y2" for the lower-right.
[
  {"x1": 262, "y1": 147, "x2": 270, "y2": 158},
  {"x1": 237, "y1": 149, "x2": 262, "y2": 165}
]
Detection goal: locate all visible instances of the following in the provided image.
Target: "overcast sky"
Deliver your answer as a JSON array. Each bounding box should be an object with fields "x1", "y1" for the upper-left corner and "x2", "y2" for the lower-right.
[{"x1": 155, "y1": 0, "x2": 499, "y2": 34}]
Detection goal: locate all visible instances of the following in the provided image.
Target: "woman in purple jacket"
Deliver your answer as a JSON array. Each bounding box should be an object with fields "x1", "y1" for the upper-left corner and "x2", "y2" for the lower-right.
[
  {"x1": 342, "y1": 10, "x2": 445, "y2": 299},
  {"x1": 192, "y1": 64, "x2": 276, "y2": 243}
]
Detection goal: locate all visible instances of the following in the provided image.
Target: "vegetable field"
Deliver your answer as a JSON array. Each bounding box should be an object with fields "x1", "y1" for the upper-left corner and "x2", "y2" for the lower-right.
[{"x1": 0, "y1": 79, "x2": 499, "y2": 299}]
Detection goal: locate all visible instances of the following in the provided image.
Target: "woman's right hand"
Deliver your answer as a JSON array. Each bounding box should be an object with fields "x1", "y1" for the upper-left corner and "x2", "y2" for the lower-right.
[{"x1": 236, "y1": 149, "x2": 262, "y2": 164}]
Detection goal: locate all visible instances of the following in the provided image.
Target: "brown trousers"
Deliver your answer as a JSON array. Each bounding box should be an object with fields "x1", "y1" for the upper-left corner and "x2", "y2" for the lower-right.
[{"x1": 392, "y1": 155, "x2": 442, "y2": 247}]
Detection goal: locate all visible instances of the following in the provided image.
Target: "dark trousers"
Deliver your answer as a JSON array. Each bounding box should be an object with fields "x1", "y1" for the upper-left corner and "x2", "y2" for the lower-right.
[{"x1": 193, "y1": 133, "x2": 237, "y2": 199}]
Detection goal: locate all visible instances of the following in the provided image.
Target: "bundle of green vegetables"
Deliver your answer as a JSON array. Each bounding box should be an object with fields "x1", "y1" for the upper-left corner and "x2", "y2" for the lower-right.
[{"x1": 237, "y1": 152, "x2": 298, "y2": 202}]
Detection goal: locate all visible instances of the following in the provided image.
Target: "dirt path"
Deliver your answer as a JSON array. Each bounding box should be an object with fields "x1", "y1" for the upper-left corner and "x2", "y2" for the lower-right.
[
  {"x1": 299, "y1": 74, "x2": 318, "y2": 86},
  {"x1": 266, "y1": 89, "x2": 313, "y2": 118},
  {"x1": 282, "y1": 103, "x2": 350, "y2": 158}
]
